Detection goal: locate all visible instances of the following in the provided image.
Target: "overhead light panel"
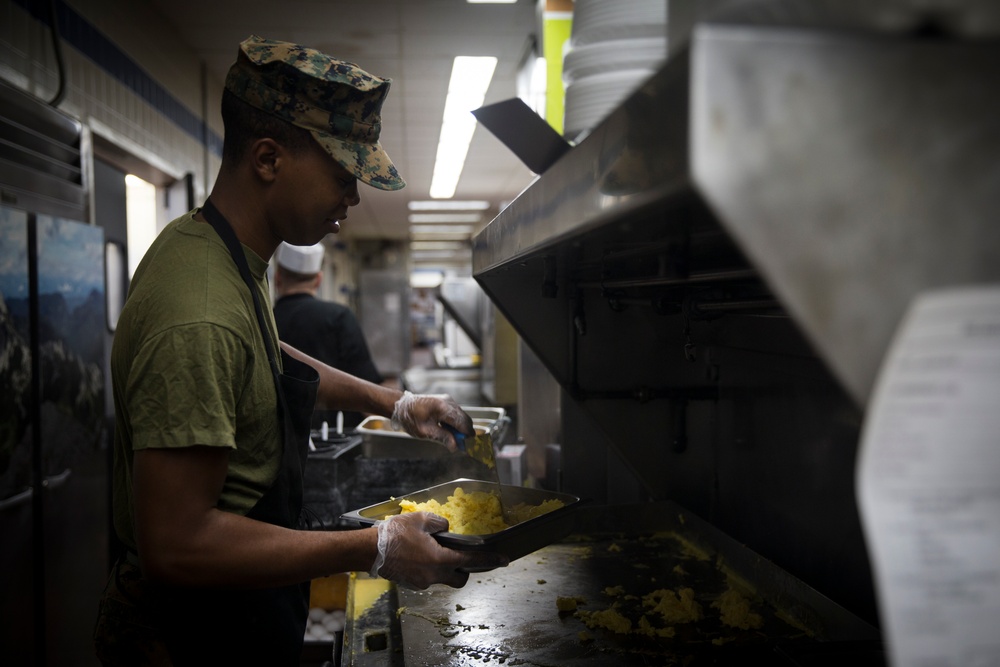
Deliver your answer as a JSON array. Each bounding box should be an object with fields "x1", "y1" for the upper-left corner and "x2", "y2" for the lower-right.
[
  {"x1": 410, "y1": 224, "x2": 477, "y2": 236},
  {"x1": 410, "y1": 241, "x2": 468, "y2": 251},
  {"x1": 411, "y1": 249, "x2": 472, "y2": 259},
  {"x1": 467, "y1": 0, "x2": 518, "y2": 3},
  {"x1": 408, "y1": 213, "x2": 482, "y2": 224},
  {"x1": 408, "y1": 200, "x2": 490, "y2": 211},
  {"x1": 411, "y1": 271, "x2": 444, "y2": 288},
  {"x1": 429, "y1": 56, "x2": 498, "y2": 199}
]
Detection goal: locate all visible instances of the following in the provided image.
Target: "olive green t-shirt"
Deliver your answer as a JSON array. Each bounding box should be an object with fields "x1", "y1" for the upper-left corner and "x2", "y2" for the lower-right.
[{"x1": 110, "y1": 210, "x2": 282, "y2": 551}]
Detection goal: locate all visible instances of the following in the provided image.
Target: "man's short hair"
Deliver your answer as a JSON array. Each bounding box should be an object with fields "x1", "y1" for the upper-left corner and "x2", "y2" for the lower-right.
[{"x1": 221, "y1": 89, "x2": 312, "y2": 163}]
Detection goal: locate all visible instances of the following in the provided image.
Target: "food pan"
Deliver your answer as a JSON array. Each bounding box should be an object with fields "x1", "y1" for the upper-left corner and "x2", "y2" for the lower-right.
[
  {"x1": 340, "y1": 478, "x2": 584, "y2": 570},
  {"x1": 462, "y1": 406, "x2": 505, "y2": 423},
  {"x1": 358, "y1": 416, "x2": 493, "y2": 459}
]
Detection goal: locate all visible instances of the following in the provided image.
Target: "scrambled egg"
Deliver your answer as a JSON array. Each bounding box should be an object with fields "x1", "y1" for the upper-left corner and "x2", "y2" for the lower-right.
[
  {"x1": 712, "y1": 588, "x2": 764, "y2": 630},
  {"x1": 642, "y1": 587, "x2": 703, "y2": 624},
  {"x1": 397, "y1": 486, "x2": 564, "y2": 535},
  {"x1": 508, "y1": 498, "x2": 565, "y2": 524},
  {"x1": 637, "y1": 615, "x2": 676, "y2": 638},
  {"x1": 577, "y1": 605, "x2": 633, "y2": 635},
  {"x1": 556, "y1": 596, "x2": 586, "y2": 613}
]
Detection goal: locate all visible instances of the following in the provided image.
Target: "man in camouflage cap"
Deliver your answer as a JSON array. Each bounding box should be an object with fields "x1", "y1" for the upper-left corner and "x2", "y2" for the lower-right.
[
  {"x1": 95, "y1": 36, "x2": 501, "y2": 666},
  {"x1": 226, "y1": 34, "x2": 404, "y2": 191}
]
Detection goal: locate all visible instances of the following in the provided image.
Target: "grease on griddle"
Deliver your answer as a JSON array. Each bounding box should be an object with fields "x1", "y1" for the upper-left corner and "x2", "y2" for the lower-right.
[{"x1": 560, "y1": 530, "x2": 807, "y2": 650}]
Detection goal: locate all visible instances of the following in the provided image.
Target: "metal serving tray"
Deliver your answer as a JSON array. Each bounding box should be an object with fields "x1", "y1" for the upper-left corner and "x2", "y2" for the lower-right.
[
  {"x1": 461, "y1": 406, "x2": 505, "y2": 424},
  {"x1": 357, "y1": 417, "x2": 492, "y2": 459},
  {"x1": 340, "y1": 478, "x2": 584, "y2": 568}
]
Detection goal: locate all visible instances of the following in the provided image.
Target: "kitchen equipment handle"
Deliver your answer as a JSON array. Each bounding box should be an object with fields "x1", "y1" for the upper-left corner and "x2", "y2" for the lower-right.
[
  {"x1": 42, "y1": 468, "x2": 72, "y2": 490},
  {"x1": 492, "y1": 415, "x2": 512, "y2": 444},
  {"x1": 441, "y1": 422, "x2": 467, "y2": 451},
  {"x1": 0, "y1": 487, "x2": 33, "y2": 512}
]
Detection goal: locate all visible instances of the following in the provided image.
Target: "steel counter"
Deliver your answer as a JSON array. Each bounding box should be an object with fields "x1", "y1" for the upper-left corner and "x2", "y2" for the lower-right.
[{"x1": 344, "y1": 502, "x2": 885, "y2": 666}]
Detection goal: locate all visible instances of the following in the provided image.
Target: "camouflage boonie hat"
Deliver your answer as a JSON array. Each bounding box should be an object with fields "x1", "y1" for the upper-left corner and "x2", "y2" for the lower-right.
[{"x1": 225, "y1": 35, "x2": 405, "y2": 191}]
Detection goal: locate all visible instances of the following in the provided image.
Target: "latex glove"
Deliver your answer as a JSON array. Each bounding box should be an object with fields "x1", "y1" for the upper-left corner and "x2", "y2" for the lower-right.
[
  {"x1": 390, "y1": 391, "x2": 473, "y2": 451},
  {"x1": 369, "y1": 512, "x2": 508, "y2": 589}
]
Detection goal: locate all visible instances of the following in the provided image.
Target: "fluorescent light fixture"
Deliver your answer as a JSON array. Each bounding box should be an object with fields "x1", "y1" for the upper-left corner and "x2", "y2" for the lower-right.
[
  {"x1": 410, "y1": 241, "x2": 468, "y2": 251},
  {"x1": 408, "y1": 213, "x2": 482, "y2": 224},
  {"x1": 408, "y1": 200, "x2": 490, "y2": 211},
  {"x1": 410, "y1": 249, "x2": 471, "y2": 260},
  {"x1": 467, "y1": 0, "x2": 518, "y2": 3},
  {"x1": 411, "y1": 270, "x2": 444, "y2": 288},
  {"x1": 429, "y1": 56, "x2": 498, "y2": 199},
  {"x1": 410, "y1": 224, "x2": 477, "y2": 236},
  {"x1": 411, "y1": 250, "x2": 472, "y2": 261}
]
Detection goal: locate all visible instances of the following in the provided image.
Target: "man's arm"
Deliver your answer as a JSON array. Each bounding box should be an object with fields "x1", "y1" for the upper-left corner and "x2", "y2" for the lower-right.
[
  {"x1": 132, "y1": 445, "x2": 498, "y2": 590},
  {"x1": 280, "y1": 341, "x2": 473, "y2": 448},
  {"x1": 282, "y1": 341, "x2": 399, "y2": 417},
  {"x1": 133, "y1": 445, "x2": 377, "y2": 588}
]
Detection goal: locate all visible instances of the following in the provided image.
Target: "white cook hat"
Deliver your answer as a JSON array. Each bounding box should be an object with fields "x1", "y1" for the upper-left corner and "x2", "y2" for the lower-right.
[{"x1": 276, "y1": 242, "x2": 324, "y2": 274}]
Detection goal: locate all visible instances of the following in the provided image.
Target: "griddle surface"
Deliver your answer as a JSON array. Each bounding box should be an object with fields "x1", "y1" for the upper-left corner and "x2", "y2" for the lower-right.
[{"x1": 398, "y1": 530, "x2": 823, "y2": 666}]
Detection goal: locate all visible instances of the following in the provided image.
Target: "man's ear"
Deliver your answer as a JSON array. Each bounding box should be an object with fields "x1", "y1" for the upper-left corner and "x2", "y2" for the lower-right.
[{"x1": 250, "y1": 138, "x2": 281, "y2": 183}]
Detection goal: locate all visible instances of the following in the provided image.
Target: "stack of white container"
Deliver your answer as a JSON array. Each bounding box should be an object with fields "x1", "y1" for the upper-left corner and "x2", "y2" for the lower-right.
[{"x1": 562, "y1": 0, "x2": 668, "y2": 141}]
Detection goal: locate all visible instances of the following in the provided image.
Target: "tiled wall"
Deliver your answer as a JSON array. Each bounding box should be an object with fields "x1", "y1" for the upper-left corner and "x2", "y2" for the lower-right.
[
  {"x1": 0, "y1": 0, "x2": 373, "y2": 310},
  {"x1": 0, "y1": 0, "x2": 224, "y2": 197}
]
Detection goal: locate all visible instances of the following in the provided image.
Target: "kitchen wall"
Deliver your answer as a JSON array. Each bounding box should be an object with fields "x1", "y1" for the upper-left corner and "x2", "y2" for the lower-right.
[
  {"x1": 1, "y1": 0, "x2": 223, "y2": 202},
  {"x1": 0, "y1": 0, "x2": 381, "y2": 303}
]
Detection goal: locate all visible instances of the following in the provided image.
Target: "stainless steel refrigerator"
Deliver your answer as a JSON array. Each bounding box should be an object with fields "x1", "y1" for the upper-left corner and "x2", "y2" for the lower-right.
[
  {"x1": 0, "y1": 210, "x2": 108, "y2": 665},
  {"x1": 1, "y1": 78, "x2": 109, "y2": 665}
]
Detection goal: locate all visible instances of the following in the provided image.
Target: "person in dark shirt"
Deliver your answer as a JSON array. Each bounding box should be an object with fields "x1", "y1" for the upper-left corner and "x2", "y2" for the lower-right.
[{"x1": 273, "y1": 241, "x2": 383, "y2": 431}]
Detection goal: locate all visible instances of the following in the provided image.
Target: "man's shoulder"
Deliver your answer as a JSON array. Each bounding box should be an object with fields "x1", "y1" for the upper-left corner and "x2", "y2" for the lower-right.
[
  {"x1": 276, "y1": 293, "x2": 351, "y2": 315},
  {"x1": 274, "y1": 294, "x2": 360, "y2": 338},
  {"x1": 137, "y1": 212, "x2": 235, "y2": 279},
  {"x1": 122, "y1": 212, "x2": 250, "y2": 335}
]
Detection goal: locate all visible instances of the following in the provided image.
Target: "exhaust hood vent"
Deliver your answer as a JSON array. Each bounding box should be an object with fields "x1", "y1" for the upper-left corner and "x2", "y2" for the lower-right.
[
  {"x1": 474, "y1": 21, "x2": 1000, "y2": 410},
  {"x1": 0, "y1": 79, "x2": 88, "y2": 220}
]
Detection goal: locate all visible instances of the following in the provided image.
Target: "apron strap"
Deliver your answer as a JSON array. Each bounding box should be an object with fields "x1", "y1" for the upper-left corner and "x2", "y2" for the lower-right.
[
  {"x1": 200, "y1": 199, "x2": 283, "y2": 389},
  {"x1": 142, "y1": 201, "x2": 317, "y2": 663},
  {"x1": 199, "y1": 199, "x2": 316, "y2": 529}
]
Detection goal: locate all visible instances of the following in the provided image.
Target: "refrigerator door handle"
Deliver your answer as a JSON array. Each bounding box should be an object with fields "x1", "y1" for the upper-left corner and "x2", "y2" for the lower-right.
[
  {"x1": 0, "y1": 487, "x2": 34, "y2": 512},
  {"x1": 42, "y1": 468, "x2": 72, "y2": 490}
]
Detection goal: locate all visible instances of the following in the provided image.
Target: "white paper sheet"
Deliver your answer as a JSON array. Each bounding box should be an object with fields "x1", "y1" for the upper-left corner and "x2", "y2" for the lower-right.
[{"x1": 857, "y1": 286, "x2": 1000, "y2": 667}]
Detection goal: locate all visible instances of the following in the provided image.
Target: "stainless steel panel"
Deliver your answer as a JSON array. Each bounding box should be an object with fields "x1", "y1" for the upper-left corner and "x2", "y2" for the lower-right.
[
  {"x1": 36, "y1": 216, "x2": 109, "y2": 665},
  {"x1": 478, "y1": 302, "x2": 518, "y2": 407},
  {"x1": 358, "y1": 269, "x2": 410, "y2": 377},
  {"x1": 1, "y1": 209, "x2": 108, "y2": 663},
  {"x1": 437, "y1": 276, "x2": 482, "y2": 348},
  {"x1": 515, "y1": 339, "x2": 561, "y2": 480},
  {"x1": 692, "y1": 23, "x2": 1000, "y2": 406},
  {"x1": 471, "y1": 13, "x2": 1000, "y2": 627},
  {"x1": 0, "y1": 206, "x2": 37, "y2": 665},
  {"x1": 399, "y1": 366, "x2": 483, "y2": 405}
]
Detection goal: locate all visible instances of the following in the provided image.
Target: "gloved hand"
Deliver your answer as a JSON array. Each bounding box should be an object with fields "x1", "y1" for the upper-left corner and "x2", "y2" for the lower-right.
[
  {"x1": 390, "y1": 391, "x2": 473, "y2": 451},
  {"x1": 369, "y1": 512, "x2": 508, "y2": 589}
]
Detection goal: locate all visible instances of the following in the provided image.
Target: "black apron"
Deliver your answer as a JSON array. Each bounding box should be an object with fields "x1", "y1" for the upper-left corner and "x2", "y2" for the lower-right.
[{"x1": 154, "y1": 201, "x2": 320, "y2": 665}]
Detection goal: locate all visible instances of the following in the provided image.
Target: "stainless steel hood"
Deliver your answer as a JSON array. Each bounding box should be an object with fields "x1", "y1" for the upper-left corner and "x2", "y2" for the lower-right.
[
  {"x1": 474, "y1": 15, "x2": 1000, "y2": 409},
  {"x1": 472, "y1": 3, "x2": 1000, "y2": 624}
]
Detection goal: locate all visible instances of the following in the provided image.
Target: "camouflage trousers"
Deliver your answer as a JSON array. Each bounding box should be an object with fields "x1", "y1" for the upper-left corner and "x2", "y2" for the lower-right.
[{"x1": 93, "y1": 555, "x2": 173, "y2": 666}]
